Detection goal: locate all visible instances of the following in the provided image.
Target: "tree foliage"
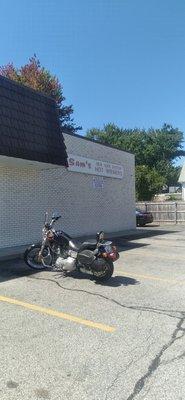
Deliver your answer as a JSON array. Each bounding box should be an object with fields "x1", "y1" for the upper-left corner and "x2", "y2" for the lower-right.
[
  {"x1": 87, "y1": 123, "x2": 184, "y2": 200},
  {"x1": 0, "y1": 55, "x2": 80, "y2": 134},
  {"x1": 135, "y1": 166, "x2": 165, "y2": 201}
]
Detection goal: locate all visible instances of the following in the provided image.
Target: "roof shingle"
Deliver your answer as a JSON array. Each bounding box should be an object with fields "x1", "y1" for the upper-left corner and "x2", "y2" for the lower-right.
[{"x1": 0, "y1": 75, "x2": 68, "y2": 166}]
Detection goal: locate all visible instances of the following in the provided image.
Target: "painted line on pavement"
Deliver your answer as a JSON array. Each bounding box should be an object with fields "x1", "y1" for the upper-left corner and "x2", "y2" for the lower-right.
[
  {"x1": 0, "y1": 295, "x2": 116, "y2": 333},
  {"x1": 123, "y1": 250, "x2": 183, "y2": 261},
  {"x1": 118, "y1": 271, "x2": 182, "y2": 284}
]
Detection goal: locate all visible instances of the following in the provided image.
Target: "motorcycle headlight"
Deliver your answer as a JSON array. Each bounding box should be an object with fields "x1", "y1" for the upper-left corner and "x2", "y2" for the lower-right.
[{"x1": 47, "y1": 230, "x2": 54, "y2": 241}]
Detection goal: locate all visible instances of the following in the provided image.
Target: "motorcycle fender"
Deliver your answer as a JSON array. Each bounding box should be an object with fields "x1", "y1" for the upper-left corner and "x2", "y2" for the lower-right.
[{"x1": 91, "y1": 258, "x2": 107, "y2": 272}]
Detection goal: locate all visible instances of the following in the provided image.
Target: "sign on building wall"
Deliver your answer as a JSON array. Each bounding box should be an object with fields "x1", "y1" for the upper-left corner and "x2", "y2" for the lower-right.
[
  {"x1": 93, "y1": 176, "x2": 104, "y2": 189},
  {"x1": 68, "y1": 154, "x2": 123, "y2": 179}
]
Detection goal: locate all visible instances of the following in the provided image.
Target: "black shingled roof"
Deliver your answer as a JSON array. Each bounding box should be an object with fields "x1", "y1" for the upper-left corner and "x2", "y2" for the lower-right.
[{"x1": 0, "y1": 75, "x2": 68, "y2": 166}]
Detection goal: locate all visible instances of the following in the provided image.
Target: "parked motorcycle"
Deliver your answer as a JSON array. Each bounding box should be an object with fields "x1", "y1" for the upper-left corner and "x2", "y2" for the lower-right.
[{"x1": 24, "y1": 212, "x2": 119, "y2": 282}]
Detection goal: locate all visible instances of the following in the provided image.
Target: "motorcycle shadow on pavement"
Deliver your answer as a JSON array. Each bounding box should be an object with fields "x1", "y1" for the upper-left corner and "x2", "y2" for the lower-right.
[
  {"x1": 58, "y1": 270, "x2": 140, "y2": 288},
  {"x1": 94, "y1": 275, "x2": 140, "y2": 287},
  {"x1": 0, "y1": 259, "x2": 40, "y2": 283}
]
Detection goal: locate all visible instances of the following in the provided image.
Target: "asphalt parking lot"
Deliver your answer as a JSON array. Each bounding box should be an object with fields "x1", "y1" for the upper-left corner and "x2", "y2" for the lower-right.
[{"x1": 0, "y1": 225, "x2": 185, "y2": 400}]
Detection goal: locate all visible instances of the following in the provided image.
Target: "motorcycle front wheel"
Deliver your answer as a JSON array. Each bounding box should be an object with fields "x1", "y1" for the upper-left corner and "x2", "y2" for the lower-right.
[
  {"x1": 93, "y1": 260, "x2": 114, "y2": 282},
  {"x1": 24, "y1": 244, "x2": 52, "y2": 270}
]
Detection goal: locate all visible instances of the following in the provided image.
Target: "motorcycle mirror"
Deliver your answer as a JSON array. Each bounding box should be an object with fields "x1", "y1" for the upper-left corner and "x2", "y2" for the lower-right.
[
  {"x1": 44, "y1": 212, "x2": 48, "y2": 224},
  {"x1": 52, "y1": 211, "x2": 61, "y2": 221}
]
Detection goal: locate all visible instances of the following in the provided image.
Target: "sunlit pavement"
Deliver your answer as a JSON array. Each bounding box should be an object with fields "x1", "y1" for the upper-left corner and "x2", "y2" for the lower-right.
[{"x1": 0, "y1": 225, "x2": 185, "y2": 400}]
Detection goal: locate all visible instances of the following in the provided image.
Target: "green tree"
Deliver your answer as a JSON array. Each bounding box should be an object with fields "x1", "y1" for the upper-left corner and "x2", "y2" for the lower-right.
[
  {"x1": 87, "y1": 123, "x2": 184, "y2": 200},
  {"x1": 0, "y1": 55, "x2": 81, "y2": 134},
  {"x1": 135, "y1": 166, "x2": 165, "y2": 201},
  {"x1": 155, "y1": 161, "x2": 181, "y2": 188}
]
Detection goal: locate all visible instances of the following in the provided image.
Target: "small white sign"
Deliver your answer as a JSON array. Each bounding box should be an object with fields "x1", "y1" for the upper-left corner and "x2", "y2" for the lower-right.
[
  {"x1": 93, "y1": 176, "x2": 104, "y2": 189},
  {"x1": 68, "y1": 154, "x2": 123, "y2": 179}
]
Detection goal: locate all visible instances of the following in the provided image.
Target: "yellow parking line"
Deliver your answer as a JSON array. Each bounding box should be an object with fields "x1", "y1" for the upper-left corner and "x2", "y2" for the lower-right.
[
  {"x1": 123, "y1": 250, "x2": 183, "y2": 261},
  {"x1": 118, "y1": 271, "x2": 181, "y2": 284},
  {"x1": 0, "y1": 295, "x2": 116, "y2": 333}
]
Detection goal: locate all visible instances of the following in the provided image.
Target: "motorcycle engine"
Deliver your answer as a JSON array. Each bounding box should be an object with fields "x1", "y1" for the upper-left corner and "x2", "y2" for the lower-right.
[
  {"x1": 55, "y1": 256, "x2": 76, "y2": 271},
  {"x1": 53, "y1": 246, "x2": 76, "y2": 271}
]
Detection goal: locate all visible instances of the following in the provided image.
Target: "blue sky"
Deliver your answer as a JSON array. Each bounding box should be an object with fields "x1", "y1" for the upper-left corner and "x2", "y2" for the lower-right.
[{"x1": 1, "y1": 0, "x2": 185, "y2": 164}]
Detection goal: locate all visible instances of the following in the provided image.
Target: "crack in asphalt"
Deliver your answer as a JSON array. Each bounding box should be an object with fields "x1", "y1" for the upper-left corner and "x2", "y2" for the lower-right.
[
  {"x1": 29, "y1": 275, "x2": 184, "y2": 321},
  {"x1": 126, "y1": 317, "x2": 185, "y2": 400},
  {"x1": 105, "y1": 318, "x2": 156, "y2": 400},
  {"x1": 29, "y1": 275, "x2": 185, "y2": 399},
  {"x1": 105, "y1": 369, "x2": 127, "y2": 400},
  {"x1": 161, "y1": 350, "x2": 185, "y2": 366},
  {"x1": 140, "y1": 386, "x2": 151, "y2": 400},
  {"x1": 104, "y1": 312, "x2": 144, "y2": 400}
]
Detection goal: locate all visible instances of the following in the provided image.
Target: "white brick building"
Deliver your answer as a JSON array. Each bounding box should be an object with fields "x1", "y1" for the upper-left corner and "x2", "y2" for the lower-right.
[
  {"x1": 0, "y1": 76, "x2": 135, "y2": 250},
  {"x1": 0, "y1": 133, "x2": 135, "y2": 249}
]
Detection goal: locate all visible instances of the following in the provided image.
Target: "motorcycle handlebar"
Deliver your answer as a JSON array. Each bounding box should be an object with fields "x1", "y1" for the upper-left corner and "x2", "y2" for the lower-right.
[{"x1": 44, "y1": 212, "x2": 61, "y2": 229}]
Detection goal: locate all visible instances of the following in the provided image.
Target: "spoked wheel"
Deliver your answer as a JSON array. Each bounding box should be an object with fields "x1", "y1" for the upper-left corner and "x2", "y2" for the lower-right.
[
  {"x1": 93, "y1": 260, "x2": 114, "y2": 282},
  {"x1": 24, "y1": 245, "x2": 52, "y2": 270}
]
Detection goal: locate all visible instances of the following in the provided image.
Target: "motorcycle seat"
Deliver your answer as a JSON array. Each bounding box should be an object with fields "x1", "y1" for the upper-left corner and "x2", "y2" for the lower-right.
[
  {"x1": 79, "y1": 241, "x2": 97, "y2": 252},
  {"x1": 69, "y1": 240, "x2": 97, "y2": 252}
]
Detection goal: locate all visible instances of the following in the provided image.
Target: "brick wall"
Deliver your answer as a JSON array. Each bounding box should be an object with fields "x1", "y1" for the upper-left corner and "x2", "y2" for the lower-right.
[{"x1": 0, "y1": 134, "x2": 135, "y2": 248}]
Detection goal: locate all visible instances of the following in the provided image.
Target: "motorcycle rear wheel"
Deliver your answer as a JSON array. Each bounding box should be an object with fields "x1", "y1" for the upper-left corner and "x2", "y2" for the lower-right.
[
  {"x1": 93, "y1": 260, "x2": 114, "y2": 282},
  {"x1": 24, "y1": 244, "x2": 52, "y2": 270}
]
